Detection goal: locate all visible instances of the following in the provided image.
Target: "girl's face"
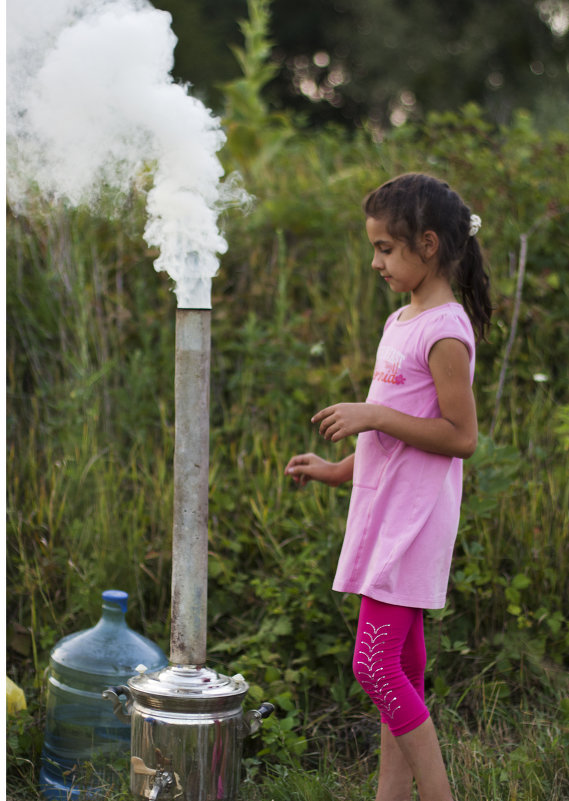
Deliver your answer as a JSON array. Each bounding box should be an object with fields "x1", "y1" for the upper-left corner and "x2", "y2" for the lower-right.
[{"x1": 365, "y1": 216, "x2": 435, "y2": 294}]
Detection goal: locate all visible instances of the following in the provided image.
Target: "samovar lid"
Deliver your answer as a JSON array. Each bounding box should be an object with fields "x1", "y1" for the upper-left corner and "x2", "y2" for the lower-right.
[{"x1": 127, "y1": 665, "x2": 249, "y2": 713}]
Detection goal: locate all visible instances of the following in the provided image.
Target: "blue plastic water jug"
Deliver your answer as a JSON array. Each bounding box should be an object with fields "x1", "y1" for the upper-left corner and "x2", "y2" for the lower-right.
[{"x1": 40, "y1": 589, "x2": 168, "y2": 799}]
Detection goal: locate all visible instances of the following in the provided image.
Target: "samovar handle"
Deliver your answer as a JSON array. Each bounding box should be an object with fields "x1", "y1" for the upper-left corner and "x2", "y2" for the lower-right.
[
  {"x1": 243, "y1": 701, "x2": 275, "y2": 736},
  {"x1": 102, "y1": 684, "x2": 133, "y2": 723}
]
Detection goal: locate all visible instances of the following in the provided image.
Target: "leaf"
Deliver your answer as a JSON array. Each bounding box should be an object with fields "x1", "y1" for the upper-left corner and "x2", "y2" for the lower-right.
[
  {"x1": 271, "y1": 616, "x2": 292, "y2": 637},
  {"x1": 433, "y1": 676, "x2": 450, "y2": 698},
  {"x1": 511, "y1": 574, "x2": 531, "y2": 590}
]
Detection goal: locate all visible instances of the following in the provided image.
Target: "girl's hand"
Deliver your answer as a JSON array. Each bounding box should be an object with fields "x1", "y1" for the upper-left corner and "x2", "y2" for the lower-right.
[
  {"x1": 284, "y1": 453, "x2": 346, "y2": 487},
  {"x1": 312, "y1": 403, "x2": 377, "y2": 442}
]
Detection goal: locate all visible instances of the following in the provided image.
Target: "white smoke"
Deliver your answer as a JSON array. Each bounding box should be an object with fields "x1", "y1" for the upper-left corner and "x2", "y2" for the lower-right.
[{"x1": 6, "y1": 0, "x2": 244, "y2": 308}]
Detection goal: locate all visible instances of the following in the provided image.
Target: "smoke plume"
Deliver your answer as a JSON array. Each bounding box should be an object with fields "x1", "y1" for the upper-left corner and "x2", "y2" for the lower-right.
[{"x1": 7, "y1": 0, "x2": 242, "y2": 308}]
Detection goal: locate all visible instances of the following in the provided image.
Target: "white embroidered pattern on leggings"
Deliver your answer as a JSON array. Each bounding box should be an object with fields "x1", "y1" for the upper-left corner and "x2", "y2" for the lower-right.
[{"x1": 356, "y1": 622, "x2": 401, "y2": 720}]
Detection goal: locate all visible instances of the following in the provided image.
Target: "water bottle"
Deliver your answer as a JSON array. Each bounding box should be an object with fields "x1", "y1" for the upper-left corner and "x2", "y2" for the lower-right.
[{"x1": 40, "y1": 589, "x2": 168, "y2": 800}]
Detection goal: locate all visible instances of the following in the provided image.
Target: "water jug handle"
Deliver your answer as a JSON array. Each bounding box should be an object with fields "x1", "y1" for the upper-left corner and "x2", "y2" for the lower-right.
[{"x1": 102, "y1": 684, "x2": 133, "y2": 723}]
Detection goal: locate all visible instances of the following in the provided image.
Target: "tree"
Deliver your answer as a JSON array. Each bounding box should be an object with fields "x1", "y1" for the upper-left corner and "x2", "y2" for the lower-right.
[
  {"x1": 151, "y1": 0, "x2": 569, "y2": 129},
  {"x1": 269, "y1": 0, "x2": 569, "y2": 127}
]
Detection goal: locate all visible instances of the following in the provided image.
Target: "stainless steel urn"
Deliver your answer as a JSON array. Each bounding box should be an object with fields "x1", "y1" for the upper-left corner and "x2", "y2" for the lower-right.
[{"x1": 104, "y1": 665, "x2": 273, "y2": 801}]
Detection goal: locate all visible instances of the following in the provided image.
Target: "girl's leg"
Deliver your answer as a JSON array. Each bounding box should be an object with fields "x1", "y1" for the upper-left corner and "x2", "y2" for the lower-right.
[
  {"x1": 389, "y1": 608, "x2": 453, "y2": 800},
  {"x1": 399, "y1": 607, "x2": 426, "y2": 703},
  {"x1": 375, "y1": 611, "x2": 426, "y2": 800},
  {"x1": 375, "y1": 724, "x2": 413, "y2": 801},
  {"x1": 353, "y1": 597, "x2": 453, "y2": 801},
  {"x1": 393, "y1": 717, "x2": 454, "y2": 801},
  {"x1": 353, "y1": 597, "x2": 429, "y2": 738}
]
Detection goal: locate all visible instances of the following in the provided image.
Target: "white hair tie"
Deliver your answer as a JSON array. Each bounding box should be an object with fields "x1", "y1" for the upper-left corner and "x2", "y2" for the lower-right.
[{"x1": 469, "y1": 214, "x2": 482, "y2": 236}]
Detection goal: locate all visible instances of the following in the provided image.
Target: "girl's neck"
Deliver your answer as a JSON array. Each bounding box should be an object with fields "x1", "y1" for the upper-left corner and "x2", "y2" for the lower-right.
[{"x1": 400, "y1": 274, "x2": 456, "y2": 321}]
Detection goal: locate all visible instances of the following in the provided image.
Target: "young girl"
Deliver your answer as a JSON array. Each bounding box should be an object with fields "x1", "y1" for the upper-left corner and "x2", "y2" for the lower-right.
[{"x1": 285, "y1": 173, "x2": 491, "y2": 801}]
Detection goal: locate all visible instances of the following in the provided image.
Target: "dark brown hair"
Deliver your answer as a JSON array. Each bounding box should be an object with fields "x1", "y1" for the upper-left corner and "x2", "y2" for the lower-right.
[{"x1": 364, "y1": 173, "x2": 492, "y2": 342}]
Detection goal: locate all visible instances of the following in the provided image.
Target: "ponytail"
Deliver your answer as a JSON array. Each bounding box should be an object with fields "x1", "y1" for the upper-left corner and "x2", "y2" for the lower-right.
[{"x1": 457, "y1": 235, "x2": 492, "y2": 343}]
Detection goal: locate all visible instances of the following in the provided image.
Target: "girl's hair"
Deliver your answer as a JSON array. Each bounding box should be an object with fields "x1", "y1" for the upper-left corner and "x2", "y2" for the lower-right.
[{"x1": 364, "y1": 173, "x2": 492, "y2": 342}]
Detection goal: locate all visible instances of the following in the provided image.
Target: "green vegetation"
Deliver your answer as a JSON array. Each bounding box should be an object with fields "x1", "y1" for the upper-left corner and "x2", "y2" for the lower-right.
[{"x1": 6, "y1": 3, "x2": 569, "y2": 799}]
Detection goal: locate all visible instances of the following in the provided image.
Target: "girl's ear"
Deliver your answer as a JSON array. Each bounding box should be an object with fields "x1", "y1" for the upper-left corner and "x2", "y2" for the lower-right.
[{"x1": 421, "y1": 230, "x2": 439, "y2": 260}]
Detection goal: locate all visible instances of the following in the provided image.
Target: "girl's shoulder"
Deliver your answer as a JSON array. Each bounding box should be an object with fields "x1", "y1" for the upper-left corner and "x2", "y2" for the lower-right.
[
  {"x1": 423, "y1": 302, "x2": 472, "y2": 329},
  {"x1": 383, "y1": 303, "x2": 475, "y2": 364},
  {"x1": 423, "y1": 302, "x2": 473, "y2": 331},
  {"x1": 383, "y1": 301, "x2": 471, "y2": 331},
  {"x1": 418, "y1": 303, "x2": 476, "y2": 363}
]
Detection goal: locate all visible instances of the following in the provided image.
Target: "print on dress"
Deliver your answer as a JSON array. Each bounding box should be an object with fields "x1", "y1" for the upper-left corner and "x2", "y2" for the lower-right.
[
  {"x1": 373, "y1": 345, "x2": 406, "y2": 386},
  {"x1": 354, "y1": 622, "x2": 401, "y2": 720}
]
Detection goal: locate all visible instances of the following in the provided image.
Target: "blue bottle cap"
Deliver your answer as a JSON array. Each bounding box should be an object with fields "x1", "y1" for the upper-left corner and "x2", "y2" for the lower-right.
[{"x1": 102, "y1": 589, "x2": 128, "y2": 613}]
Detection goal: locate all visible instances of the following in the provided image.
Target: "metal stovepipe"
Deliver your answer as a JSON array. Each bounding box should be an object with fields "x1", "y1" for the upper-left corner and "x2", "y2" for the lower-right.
[{"x1": 170, "y1": 308, "x2": 210, "y2": 667}]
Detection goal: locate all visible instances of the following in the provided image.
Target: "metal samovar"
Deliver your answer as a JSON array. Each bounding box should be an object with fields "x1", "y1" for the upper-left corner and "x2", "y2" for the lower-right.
[{"x1": 105, "y1": 668, "x2": 273, "y2": 800}]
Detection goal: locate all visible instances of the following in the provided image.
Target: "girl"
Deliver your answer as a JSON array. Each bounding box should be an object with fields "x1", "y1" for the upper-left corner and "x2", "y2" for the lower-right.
[{"x1": 285, "y1": 173, "x2": 491, "y2": 801}]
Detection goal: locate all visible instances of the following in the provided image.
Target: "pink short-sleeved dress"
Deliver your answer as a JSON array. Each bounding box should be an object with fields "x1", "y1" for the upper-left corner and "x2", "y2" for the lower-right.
[{"x1": 332, "y1": 302, "x2": 476, "y2": 610}]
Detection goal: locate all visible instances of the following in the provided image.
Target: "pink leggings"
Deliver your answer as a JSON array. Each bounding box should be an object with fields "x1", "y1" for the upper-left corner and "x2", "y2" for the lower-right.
[{"x1": 352, "y1": 596, "x2": 430, "y2": 737}]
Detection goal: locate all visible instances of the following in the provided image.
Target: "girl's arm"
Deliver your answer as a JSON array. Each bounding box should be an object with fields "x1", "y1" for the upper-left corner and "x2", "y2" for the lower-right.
[
  {"x1": 284, "y1": 452, "x2": 355, "y2": 487},
  {"x1": 313, "y1": 338, "x2": 478, "y2": 460}
]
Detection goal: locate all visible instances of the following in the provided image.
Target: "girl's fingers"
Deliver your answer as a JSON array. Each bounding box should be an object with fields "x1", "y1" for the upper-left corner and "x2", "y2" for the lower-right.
[
  {"x1": 285, "y1": 453, "x2": 315, "y2": 475},
  {"x1": 311, "y1": 405, "x2": 335, "y2": 424},
  {"x1": 286, "y1": 454, "x2": 307, "y2": 468},
  {"x1": 318, "y1": 413, "x2": 336, "y2": 437},
  {"x1": 321, "y1": 417, "x2": 341, "y2": 439}
]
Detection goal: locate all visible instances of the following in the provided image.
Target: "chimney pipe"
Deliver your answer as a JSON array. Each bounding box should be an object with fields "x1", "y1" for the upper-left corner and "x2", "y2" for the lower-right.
[{"x1": 170, "y1": 308, "x2": 210, "y2": 667}]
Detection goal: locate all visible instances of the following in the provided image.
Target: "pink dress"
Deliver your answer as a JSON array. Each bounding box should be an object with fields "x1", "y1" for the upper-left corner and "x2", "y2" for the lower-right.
[{"x1": 332, "y1": 303, "x2": 476, "y2": 609}]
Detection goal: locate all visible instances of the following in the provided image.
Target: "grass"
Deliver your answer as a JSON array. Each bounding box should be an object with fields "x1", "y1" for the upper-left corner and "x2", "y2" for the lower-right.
[{"x1": 7, "y1": 681, "x2": 569, "y2": 800}]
